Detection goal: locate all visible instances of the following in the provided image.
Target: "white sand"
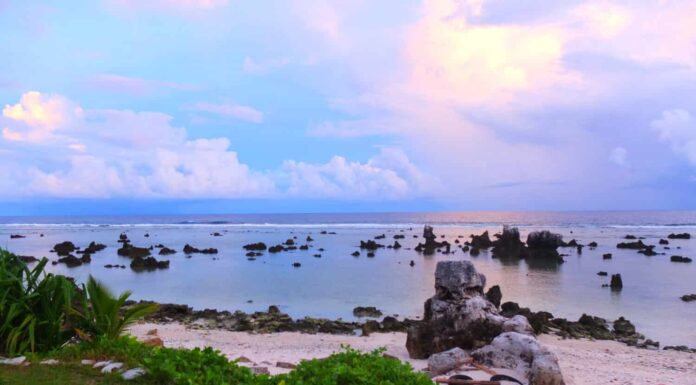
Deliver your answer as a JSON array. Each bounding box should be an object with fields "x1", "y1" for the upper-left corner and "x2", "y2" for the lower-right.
[{"x1": 129, "y1": 323, "x2": 695, "y2": 384}]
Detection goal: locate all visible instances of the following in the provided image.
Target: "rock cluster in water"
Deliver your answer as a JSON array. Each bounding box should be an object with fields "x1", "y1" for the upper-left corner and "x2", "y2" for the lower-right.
[{"x1": 406, "y1": 260, "x2": 564, "y2": 385}]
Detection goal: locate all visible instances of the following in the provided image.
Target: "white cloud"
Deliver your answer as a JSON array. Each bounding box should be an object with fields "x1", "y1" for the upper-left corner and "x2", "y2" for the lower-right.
[
  {"x1": 105, "y1": 0, "x2": 229, "y2": 11},
  {"x1": 652, "y1": 109, "x2": 696, "y2": 166},
  {"x1": 281, "y1": 147, "x2": 439, "y2": 199},
  {"x1": 192, "y1": 101, "x2": 264, "y2": 123},
  {"x1": 242, "y1": 56, "x2": 290, "y2": 74},
  {"x1": 610, "y1": 146, "x2": 628, "y2": 166},
  {"x1": 1, "y1": 91, "x2": 434, "y2": 201},
  {"x1": 88, "y1": 74, "x2": 201, "y2": 95}
]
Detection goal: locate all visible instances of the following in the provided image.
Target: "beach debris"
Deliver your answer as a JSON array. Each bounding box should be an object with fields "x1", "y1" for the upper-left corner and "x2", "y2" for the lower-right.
[
  {"x1": 668, "y1": 233, "x2": 691, "y2": 239},
  {"x1": 353, "y1": 306, "x2": 383, "y2": 318},
  {"x1": 427, "y1": 347, "x2": 470, "y2": 375},
  {"x1": 183, "y1": 244, "x2": 218, "y2": 254},
  {"x1": 610, "y1": 274, "x2": 623, "y2": 290}
]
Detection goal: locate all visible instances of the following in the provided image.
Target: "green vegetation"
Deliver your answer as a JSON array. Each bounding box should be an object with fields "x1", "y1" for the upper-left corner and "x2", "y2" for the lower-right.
[
  {"x1": 0, "y1": 250, "x2": 77, "y2": 355},
  {"x1": 68, "y1": 276, "x2": 159, "y2": 341},
  {"x1": 0, "y1": 249, "x2": 431, "y2": 384}
]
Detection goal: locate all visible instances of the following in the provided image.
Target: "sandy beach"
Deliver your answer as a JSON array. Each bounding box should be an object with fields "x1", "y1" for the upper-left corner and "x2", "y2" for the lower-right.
[{"x1": 129, "y1": 323, "x2": 695, "y2": 385}]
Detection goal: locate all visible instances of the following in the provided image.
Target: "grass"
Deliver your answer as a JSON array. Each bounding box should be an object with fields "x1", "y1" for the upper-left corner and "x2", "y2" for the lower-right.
[{"x1": 0, "y1": 362, "x2": 151, "y2": 385}]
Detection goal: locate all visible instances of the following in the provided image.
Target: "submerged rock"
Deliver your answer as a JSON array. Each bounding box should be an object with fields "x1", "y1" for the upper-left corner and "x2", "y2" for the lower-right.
[
  {"x1": 53, "y1": 241, "x2": 77, "y2": 256},
  {"x1": 681, "y1": 294, "x2": 696, "y2": 302},
  {"x1": 130, "y1": 256, "x2": 169, "y2": 271},
  {"x1": 670, "y1": 255, "x2": 692, "y2": 263},
  {"x1": 668, "y1": 233, "x2": 691, "y2": 240},
  {"x1": 243, "y1": 242, "x2": 267, "y2": 251},
  {"x1": 118, "y1": 244, "x2": 151, "y2": 258}
]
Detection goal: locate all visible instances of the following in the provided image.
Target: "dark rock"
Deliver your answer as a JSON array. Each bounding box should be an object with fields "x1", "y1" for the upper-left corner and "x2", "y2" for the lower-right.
[
  {"x1": 469, "y1": 231, "x2": 493, "y2": 249},
  {"x1": 359, "y1": 240, "x2": 384, "y2": 250},
  {"x1": 670, "y1": 255, "x2": 692, "y2": 263},
  {"x1": 375, "y1": 234, "x2": 386, "y2": 240},
  {"x1": 183, "y1": 244, "x2": 218, "y2": 254},
  {"x1": 624, "y1": 235, "x2": 637, "y2": 239},
  {"x1": 284, "y1": 239, "x2": 295, "y2": 246},
  {"x1": 361, "y1": 320, "x2": 381, "y2": 336},
  {"x1": 393, "y1": 234, "x2": 405, "y2": 239},
  {"x1": 470, "y1": 247, "x2": 480, "y2": 256},
  {"x1": 409, "y1": 260, "x2": 415, "y2": 267},
  {"x1": 82, "y1": 241, "x2": 106, "y2": 254},
  {"x1": 351, "y1": 251, "x2": 360, "y2": 257},
  {"x1": 211, "y1": 232, "x2": 222, "y2": 237},
  {"x1": 603, "y1": 253, "x2": 612, "y2": 259},
  {"x1": 353, "y1": 306, "x2": 383, "y2": 318},
  {"x1": 130, "y1": 256, "x2": 169, "y2": 271},
  {"x1": 638, "y1": 246, "x2": 659, "y2": 256},
  {"x1": 299, "y1": 244, "x2": 309, "y2": 250},
  {"x1": 392, "y1": 241, "x2": 402, "y2": 249},
  {"x1": 612, "y1": 317, "x2": 635, "y2": 335},
  {"x1": 668, "y1": 233, "x2": 691, "y2": 239},
  {"x1": 491, "y1": 226, "x2": 527, "y2": 260},
  {"x1": 118, "y1": 233, "x2": 129, "y2": 243},
  {"x1": 367, "y1": 252, "x2": 375, "y2": 258},
  {"x1": 306, "y1": 236, "x2": 314, "y2": 242},
  {"x1": 53, "y1": 241, "x2": 77, "y2": 256},
  {"x1": 244, "y1": 242, "x2": 267, "y2": 251},
  {"x1": 269, "y1": 245, "x2": 284, "y2": 253},
  {"x1": 292, "y1": 262, "x2": 301, "y2": 268},
  {"x1": 10, "y1": 234, "x2": 25, "y2": 239},
  {"x1": 616, "y1": 240, "x2": 648, "y2": 250},
  {"x1": 659, "y1": 239, "x2": 669, "y2": 245},
  {"x1": 57, "y1": 254, "x2": 90, "y2": 267},
  {"x1": 597, "y1": 271, "x2": 608, "y2": 276},
  {"x1": 485, "y1": 285, "x2": 502, "y2": 308},
  {"x1": 118, "y1": 243, "x2": 151, "y2": 258},
  {"x1": 159, "y1": 247, "x2": 176, "y2": 255},
  {"x1": 18, "y1": 255, "x2": 39, "y2": 263},
  {"x1": 313, "y1": 254, "x2": 321, "y2": 258},
  {"x1": 681, "y1": 294, "x2": 696, "y2": 302},
  {"x1": 610, "y1": 274, "x2": 623, "y2": 290},
  {"x1": 588, "y1": 241, "x2": 598, "y2": 248},
  {"x1": 415, "y1": 225, "x2": 447, "y2": 255}
]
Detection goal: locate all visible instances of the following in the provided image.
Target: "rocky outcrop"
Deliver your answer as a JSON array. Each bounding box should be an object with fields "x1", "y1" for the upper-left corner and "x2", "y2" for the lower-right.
[
  {"x1": 491, "y1": 226, "x2": 527, "y2": 259},
  {"x1": 130, "y1": 256, "x2": 170, "y2": 271},
  {"x1": 472, "y1": 332, "x2": 564, "y2": 385},
  {"x1": 53, "y1": 241, "x2": 77, "y2": 256},
  {"x1": 406, "y1": 260, "x2": 563, "y2": 385},
  {"x1": 353, "y1": 306, "x2": 383, "y2": 318},
  {"x1": 670, "y1": 255, "x2": 692, "y2": 263},
  {"x1": 668, "y1": 233, "x2": 691, "y2": 239},
  {"x1": 681, "y1": 294, "x2": 696, "y2": 302},
  {"x1": 526, "y1": 231, "x2": 564, "y2": 262},
  {"x1": 183, "y1": 244, "x2": 218, "y2": 254},
  {"x1": 406, "y1": 261, "x2": 532, "y2": 358},
  {"x1": 415, "y1": 225, "x2": 448, "y2": 255},
  {"x1": 57, "y1": 253, "x2": 91, "y2": 267},
  {"x1": 469, "y1": 231, "x2": 493, "y2": 249},
  {"x1": 117, "y1": 243, "x2": 151, "y2": 258},
  {"x1": 244, "y1": 242, "x2": 267, "y2": 251}
]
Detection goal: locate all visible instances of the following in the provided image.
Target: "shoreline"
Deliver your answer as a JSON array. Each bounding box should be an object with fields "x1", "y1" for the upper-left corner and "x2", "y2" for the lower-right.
[{"x1": 128, "y1": 322, "x2": 696, "y2": 385}]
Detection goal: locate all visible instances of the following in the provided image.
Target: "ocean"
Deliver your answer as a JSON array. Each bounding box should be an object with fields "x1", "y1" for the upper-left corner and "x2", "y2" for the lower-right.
[{"x1": 2, "y1": 211, "x2": 695, "y2": 347}]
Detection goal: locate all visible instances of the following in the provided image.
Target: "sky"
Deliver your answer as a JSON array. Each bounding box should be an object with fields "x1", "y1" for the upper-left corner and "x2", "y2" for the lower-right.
[{"x1": 1, "y1": 0, "x2": 696, "y2": 215}]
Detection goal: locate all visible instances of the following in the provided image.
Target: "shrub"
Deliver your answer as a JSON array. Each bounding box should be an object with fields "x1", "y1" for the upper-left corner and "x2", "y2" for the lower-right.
[
  {"x1": 270, "y1": 347, "x2": 432, "y2": 385},
  {"x1": 57, "y1": 335, "x2": 154, "y2": 367},
  {"x1": 142, "y1": 346, "x2": 262, "y2": 385},
  {"x1": 68, "y1": 275, "x2": 158, "y2": 340},
  {"x1": 0, "y1": 249, "x2": 78, "y2": 355}
]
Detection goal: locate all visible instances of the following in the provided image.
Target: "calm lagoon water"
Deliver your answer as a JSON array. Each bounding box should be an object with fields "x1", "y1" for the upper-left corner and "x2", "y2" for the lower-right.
[{"x1": 1, "y1": 211, "x2": 695, "y2": 347}]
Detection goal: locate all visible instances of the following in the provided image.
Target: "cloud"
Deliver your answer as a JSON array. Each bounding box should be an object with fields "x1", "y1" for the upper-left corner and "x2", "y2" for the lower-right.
[
  {"x1": 2, "y1": 91, "x2": 83, "y2": 142},
  {"x1": 652, "y1": 109, "x2": 696, "y2": 166},
  {"x1": 610, "y1": 146, "x2": 628, "y2": 167},
  {"x1": 281, "y1": 147, "x2": 439, "y2": 199},
  {"x1": 88, "y1": 74, "x2": 201, "y2": 95},
  {"x1": 1, "y1": 91, "x2": 432, "y2": 201},
  {"x1": 1, "y1": 92, "x2": 273, "y2": 198},
  {"x1": 105, "y1": 0, "x2": 229, "y2": 11},
  {"x1": 191, "y1": 101, "x2": 264, "y2": 123}
]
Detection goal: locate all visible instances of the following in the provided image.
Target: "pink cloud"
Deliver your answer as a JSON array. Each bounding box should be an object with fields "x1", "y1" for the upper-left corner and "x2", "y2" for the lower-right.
[{"x1": 192, "y1": 101, "x2": 264, "y2": 124}]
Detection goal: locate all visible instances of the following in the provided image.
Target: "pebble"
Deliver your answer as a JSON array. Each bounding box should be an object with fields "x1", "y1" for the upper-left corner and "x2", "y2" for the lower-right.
[
  {"x1": 81, "y1": 359, "x2": 95, "y2": 365},
  {"x1": 40, "y1": 359, "x2": 60, "y2": 365},
  {"x1": 101, "y1": 362, "x2": 124, "y2": 373},
  {"x1": 93, "y1": 360, "x2": 112, "y2": 368},
  {"x1": 121, "y1": 367, "x2": 146, "y2": 380},
  {"x1": 0, "y1": 356, "x2": 26, "y2": 365}
]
